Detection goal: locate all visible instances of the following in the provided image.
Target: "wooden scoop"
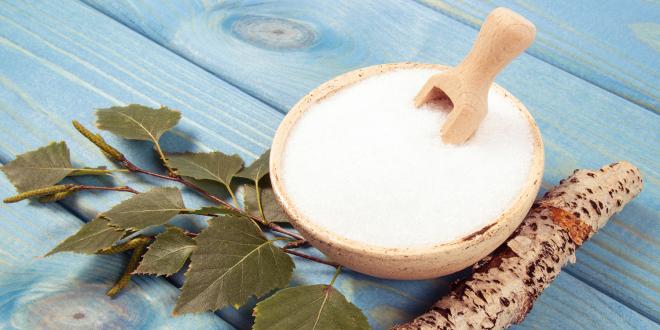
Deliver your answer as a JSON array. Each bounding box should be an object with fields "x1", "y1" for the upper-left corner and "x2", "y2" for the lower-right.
[{"x1": 414, "y1": 7, "x2": 536, "y2": 144}]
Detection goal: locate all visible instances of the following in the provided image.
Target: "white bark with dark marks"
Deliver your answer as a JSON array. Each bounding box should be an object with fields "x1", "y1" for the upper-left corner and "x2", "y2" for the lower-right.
[{"x1": 394, "y1": 161, "x2": 643, "y2": 329}]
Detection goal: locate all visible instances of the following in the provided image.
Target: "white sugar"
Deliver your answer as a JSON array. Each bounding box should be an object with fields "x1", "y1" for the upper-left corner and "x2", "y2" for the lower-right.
[{"x1": 281, "y1": 69, "x2": 534, "y2": 248}]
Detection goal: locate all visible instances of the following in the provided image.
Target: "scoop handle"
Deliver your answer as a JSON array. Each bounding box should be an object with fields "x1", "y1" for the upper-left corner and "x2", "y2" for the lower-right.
[{"x1": 456, "y1": 7, "x2": 536, "y2": 88}]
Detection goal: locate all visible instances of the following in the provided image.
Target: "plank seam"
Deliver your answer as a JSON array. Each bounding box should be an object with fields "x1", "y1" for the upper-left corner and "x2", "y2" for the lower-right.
[
  {"x1": 79, "y1": 0, "x2": 660, "y2": 121},
  {"x1": 563, "y1": 267, "x2": 660, "y2": 323},
  {"x1": 77, "y1": 0, "x2": 290, "y2": 116},
  {"x1": 410, "y1": 0, "x2": 659, "y2": 116}
]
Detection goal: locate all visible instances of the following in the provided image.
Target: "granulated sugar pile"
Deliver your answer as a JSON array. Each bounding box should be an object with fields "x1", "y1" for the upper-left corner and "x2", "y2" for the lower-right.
[{"x1": 281, "y1": 69, "x2": 534, "y2": 248}]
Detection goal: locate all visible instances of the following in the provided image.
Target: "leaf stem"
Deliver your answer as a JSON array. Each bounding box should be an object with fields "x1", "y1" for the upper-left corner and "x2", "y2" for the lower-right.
[
  {"x1": 153, "y1": 140, "x2": 172, "y2": 173},
  {"x1": 255, "y1": 174, "x2": 267, "y2": 223},
  {"x1": 224, "y1": 183, "x2": 239, "y2": 208},
  {"x1": 329, "y1": 266, "x2": 342, "y2": 286},
  {"x1": 283, "y1": 248, "x2": 338, "y2": 268}
]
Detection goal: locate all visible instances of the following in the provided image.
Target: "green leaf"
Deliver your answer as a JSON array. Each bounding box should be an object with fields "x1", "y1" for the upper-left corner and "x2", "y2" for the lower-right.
[
  {"x1": 236, "y1": 149, "x2": 270, "y2": 182},
  {"x1": 96, "y1": 104, "x2": 181, "y2": 142},
  {"x1": 243, "y1": 183, "x2": 291, "y2": 223},
  {"x1": 189, "y1": 206, "x2": 244, "y2": 217},
  {"x1": 46, "y1": 217, "x2": 126, "y2": 256},
  {"x1": 174, "y1": 216, "x2": 294, "y2": 314},
  {"x1": 167, "y1": 152, "x2": 244, "y2": 187},
  {"x1": 1, "y1": 142, "x2": 73, "y2": 192},
  {"x1": 135, "y1": 227, "x2": 195, "y2": 276},
  {"x1": 253, "y1": 284, "x2": 371, "y2": 330},
  {"x1": 183, "y1": 177, "x2": 232, "y2": 199},
  {"x1": 101, "y1": 187, "x2": 185, "y2": 231}
]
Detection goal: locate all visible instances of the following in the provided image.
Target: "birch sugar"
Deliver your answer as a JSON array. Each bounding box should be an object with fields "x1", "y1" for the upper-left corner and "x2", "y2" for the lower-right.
[{"x1": 281, "y1": 69, "x2": 535, "y2": 248}]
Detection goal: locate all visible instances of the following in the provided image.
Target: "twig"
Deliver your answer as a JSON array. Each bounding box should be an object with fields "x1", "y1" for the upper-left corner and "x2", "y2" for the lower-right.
[
  {"x1": 76, "y1": 185, "x2": 139, "y2": 194},
  {"x1": 284, "y1": 239, "x2": 308, "y2": 249},
  {"x1": 121, "y1": 158, "x2": 305, "y2": 241},
  {"x1": 76, "y1": 121, "x2": 310, "y2": 254},
  {"x1": 283, "y1": 248, "x2": 338, "y2": 267},
  {"x1": 122, "y1": 160, "x2": 177, "y2": 181},
  {"x1": 267, "y1": 222, "x2": 305, "y2": 241},
  {"x1": 178, "y1": 175, "x2": 304, "y2": 240}
]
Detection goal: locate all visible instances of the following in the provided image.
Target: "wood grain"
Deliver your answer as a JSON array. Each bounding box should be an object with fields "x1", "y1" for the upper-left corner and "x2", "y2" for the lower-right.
[
  {"x1": 0, "y1": 175, "x2": 234, "y2": 329},
  {"x1": 0, "y1": 0, "x2": 656, "y2": 328},
  {"x1": 511, "y1": 272, "x2": 657, "y2": 330},
  {"x1": 168, "y1": 245, "x2": 658, "y2": 330},
  {"x1": 81, "y1": 0, "x2": 660, "y2": 321},
  {"x1": 416, "y1": 0, "x2": 660, "y2": 113},
  {"x1": 0, "y1": 0, "x2": 281, "y2": 219}
]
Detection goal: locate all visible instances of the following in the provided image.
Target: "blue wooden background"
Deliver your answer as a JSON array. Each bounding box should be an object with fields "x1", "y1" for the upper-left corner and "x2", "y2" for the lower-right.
[{"x1": 0, "y1": 0, "x2": 658, "y2": 329}]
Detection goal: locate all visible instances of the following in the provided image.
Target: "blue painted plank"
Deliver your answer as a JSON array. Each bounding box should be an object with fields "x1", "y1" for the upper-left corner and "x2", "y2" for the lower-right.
[
  {"x1": 0, "y1": 0, "x2": 656, "y2": 329},
  {"x1": 0, "y1": 1, "x2": 459, "y2": 323},
  {"x1": 510, "y1": 272, "x2": 658, "y2": 330},
  {"x1": 0, "y1": 1, "x2": 444, "y2": 328},
  {"x1": 0, "y1": 175, "x2": 233, "y2": 329},
  {"x1": 0, "y1": 0, "x2": 284, "y2": 327},
  {"x1": 416, "y1": 0, "x2": 660, "y2": 113},
  {"x1": 180, "y1": 245, "x2": 658, "y2": 330},
  {"x1": 0, "y1": 0, "x2": 281, "y2": 219},
  {"x1": 80, "y1": 0, "x2": 660, "y2": 321}
]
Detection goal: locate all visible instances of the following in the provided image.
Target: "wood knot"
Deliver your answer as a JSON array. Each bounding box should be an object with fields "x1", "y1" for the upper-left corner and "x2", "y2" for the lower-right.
[{"x1": 228, "y1": 15, "x2": 317, "y2": 50}]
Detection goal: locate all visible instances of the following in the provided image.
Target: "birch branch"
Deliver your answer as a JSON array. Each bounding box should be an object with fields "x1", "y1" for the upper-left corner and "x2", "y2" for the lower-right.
[{"x1": 394, "y1": 161, "x2": 643, "y2": 329}]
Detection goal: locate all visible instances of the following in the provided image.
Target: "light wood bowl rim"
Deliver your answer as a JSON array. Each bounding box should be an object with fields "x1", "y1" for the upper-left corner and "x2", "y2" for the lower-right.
[{"x1": 270, "y1": 62, "x2": 544, "y2": 260}]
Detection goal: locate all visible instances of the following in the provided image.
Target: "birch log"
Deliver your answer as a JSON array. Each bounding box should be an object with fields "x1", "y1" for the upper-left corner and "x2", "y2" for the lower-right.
[{"x1": 394, "y1": 161, "x2": 643, "y2": 329}]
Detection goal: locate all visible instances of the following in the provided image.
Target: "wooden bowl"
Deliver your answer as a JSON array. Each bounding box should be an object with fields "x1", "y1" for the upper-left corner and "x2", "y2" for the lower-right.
[{"x1": 270, "y1": 62, "x2": 544, "y2": 280}]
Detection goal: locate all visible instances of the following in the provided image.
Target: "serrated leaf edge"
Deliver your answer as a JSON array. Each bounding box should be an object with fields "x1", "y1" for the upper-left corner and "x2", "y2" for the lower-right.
[
  {"x1": 173, "y1": 218, "x2": 293, "y2": 315},
  {"x1": 134, "y1": 232, "x2": 195, "y2": 276}
]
